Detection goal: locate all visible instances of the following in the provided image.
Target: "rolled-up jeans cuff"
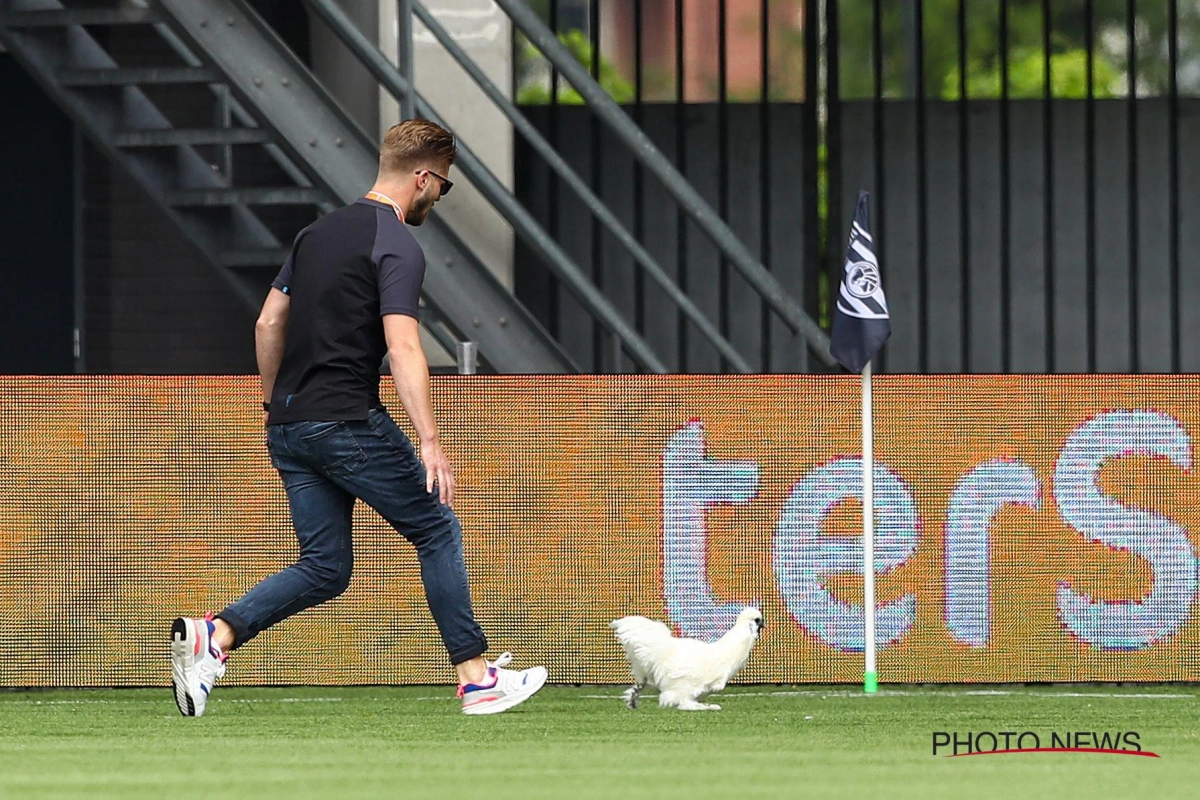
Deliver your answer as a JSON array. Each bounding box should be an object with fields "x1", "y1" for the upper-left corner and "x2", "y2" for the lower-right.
[
  {"x1": 448, "y1": 637, "x2": 488, "y2": 666},
  {"x1": 215, "y1": 608, "x2": 251, "y2": 650}
]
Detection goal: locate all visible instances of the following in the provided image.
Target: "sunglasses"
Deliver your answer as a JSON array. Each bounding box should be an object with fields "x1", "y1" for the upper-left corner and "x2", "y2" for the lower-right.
[{"x1": 420, "y1": 169, "x2": 454, "y2": 198}]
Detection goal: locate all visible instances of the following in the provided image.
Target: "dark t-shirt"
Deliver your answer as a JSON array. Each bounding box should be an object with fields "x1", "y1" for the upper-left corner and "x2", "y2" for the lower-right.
[{"x1": 267, "y1": 198, "x2": 425, "y2": 424}]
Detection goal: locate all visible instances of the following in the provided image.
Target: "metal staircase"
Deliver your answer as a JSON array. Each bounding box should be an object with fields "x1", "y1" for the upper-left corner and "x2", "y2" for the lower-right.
[
  {"x1": 2, "y1": 0, "x2": 835, "y2": 374},
  {"x1": 0, "y1": 0, "x2": 575, "y2": 373}
]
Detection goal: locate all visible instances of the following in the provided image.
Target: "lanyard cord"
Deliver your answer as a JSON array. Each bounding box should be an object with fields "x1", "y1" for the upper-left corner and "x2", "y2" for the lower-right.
[{"x1": 364, "y1": 190, "x2": 405, "y2": 223}]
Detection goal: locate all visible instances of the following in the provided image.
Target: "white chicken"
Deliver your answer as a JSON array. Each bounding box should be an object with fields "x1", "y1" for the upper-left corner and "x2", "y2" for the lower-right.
[{"x1": 609, "y1": 607, "x2": 765, "y2": 711}]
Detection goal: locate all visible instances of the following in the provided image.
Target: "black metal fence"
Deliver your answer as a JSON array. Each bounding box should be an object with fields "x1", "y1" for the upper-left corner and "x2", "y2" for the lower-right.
[{"x1": 513, "y1": 0, "x2": 1200, "y2": 373}]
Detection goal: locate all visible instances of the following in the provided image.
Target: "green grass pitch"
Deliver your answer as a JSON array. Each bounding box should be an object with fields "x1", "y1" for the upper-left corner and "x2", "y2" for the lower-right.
[{"x1": 1, "y1": 686, "x2": 1196, "y2": 799}]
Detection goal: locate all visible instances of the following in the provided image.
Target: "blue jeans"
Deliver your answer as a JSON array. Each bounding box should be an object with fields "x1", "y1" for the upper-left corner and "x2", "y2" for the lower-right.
[{"x1": 218, "y1": 408, "x2": 488, "y2": 664}]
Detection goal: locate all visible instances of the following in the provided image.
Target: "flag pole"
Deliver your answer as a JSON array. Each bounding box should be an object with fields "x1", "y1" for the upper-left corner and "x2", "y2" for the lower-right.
[
  {"x1": 862, "y1": 359, "x2": 878, "y2": 694},
  {"x1": 830, "y1": 189, "x2": 888, "y2": 694}
]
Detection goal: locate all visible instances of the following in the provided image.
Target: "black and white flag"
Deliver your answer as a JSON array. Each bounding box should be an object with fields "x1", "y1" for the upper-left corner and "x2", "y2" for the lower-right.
[{"x1": 829, "y1": 190, "x2": 891, "y2": 373}]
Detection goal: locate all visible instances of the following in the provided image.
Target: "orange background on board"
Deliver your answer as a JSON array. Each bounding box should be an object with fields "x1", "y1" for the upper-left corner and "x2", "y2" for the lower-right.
[{"x1": 0, "y1": 376, "x2": 1197, "y2": 686}]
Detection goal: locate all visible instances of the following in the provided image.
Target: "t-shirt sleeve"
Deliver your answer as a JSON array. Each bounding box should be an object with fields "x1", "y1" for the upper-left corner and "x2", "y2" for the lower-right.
[
  {"x1": 271, "y1": 233, "x2": 301, "y2": 294},
  {"x1": 374, "y1": 222, "x2": 426, "y2": 318},
  {"x1": 271, "y1": 253, "x2": 293, "y2": 294}
]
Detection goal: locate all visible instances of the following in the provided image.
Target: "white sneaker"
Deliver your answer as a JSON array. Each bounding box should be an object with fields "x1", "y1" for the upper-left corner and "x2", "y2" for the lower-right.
[
  {"x1": 458, "y1": 652, "x2": 547, "y2": 715},
  {"x1": 170, "y1": 614, "x2": 227, "y2": 717}
]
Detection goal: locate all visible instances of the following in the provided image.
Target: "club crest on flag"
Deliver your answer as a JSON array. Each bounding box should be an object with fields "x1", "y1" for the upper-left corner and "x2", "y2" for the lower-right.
[
  {"x1": 845, "y1": 262, "x2": 880, "y2": 299},
  {"x1": 830, "y1": 191, "x2": 891, "y2": 372}
]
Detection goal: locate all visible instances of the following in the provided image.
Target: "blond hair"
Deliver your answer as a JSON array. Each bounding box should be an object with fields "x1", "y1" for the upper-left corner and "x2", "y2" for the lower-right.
[{"x1": 379, "y1": 118, "x2": 457, "y2": 175}]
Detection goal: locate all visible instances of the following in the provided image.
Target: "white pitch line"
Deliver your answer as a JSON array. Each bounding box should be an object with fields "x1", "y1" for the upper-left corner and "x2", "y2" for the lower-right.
[
  {"x1": 1019, "y1": 692, "x2": 1194, "y2": 699},
  {"x1": 4, "y1": 691, "x2": 1192, "y2": 706},
  {"x1": 758, "y1": 690, "x2": 1193, "y2": 699},
  {"x1": 575, "y1": 690, "x2": 1194, "y2": 701},
  {"x1": 220, "y1": 697, "x2": 344, "y2": 704},
  {"x1": 1, "y1": 699, "x2": 153, "y2": 706},
  {"x1": 1, "y1": 697, "x2": 347, "y2": 706}
]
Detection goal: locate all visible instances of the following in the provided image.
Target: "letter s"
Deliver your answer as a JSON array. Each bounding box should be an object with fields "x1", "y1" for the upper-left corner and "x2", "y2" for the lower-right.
[{"x1": 1055, "y1": 411, "x2": 1197, "y2": 651}]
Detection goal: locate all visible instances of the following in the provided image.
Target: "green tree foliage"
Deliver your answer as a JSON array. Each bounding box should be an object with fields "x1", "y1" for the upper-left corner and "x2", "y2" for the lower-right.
[
  {"x1": 942, "y1": 48, "x2": 1123, "y2": 99},
  {"x1": 515, "y1": 29, "x2": 635, "y2": 105},
  {"x1": 838, "y1": 0, "x2": 1200, "y2": 100},
  {"x1": 515, "y1": 1, "x2": 1199, "y2": 104}
]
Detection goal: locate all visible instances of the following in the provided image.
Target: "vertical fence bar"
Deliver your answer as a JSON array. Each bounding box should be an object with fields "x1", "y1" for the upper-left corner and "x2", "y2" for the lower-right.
[
  {"x1": 958, "y1": 0, "x2": 970, "y2": 371},
  {"x1": 1126, "y1": 0, "x2": 1139, "y2": 370},
  {"x1": 804, "y1": 0, "x2": 821, "y2": 367},
  {"x1": 397, "y1": 0, "x2": 414, "y2": 120},
  {"x1": 589, "y1": 0, "x2": 603, "y2": 369},
  {"x1": 914, "y1": 0, "x2": 928, "y2": 371},
  {"x1": 1042, "y1": 0, "x2": 1056, "y2": 371},
  {"x1": 827, "y1": 0, "x2": 843, "y2": 359},
  {"x1": 633, "y1": 0, "x2": 645, "y2": 343},
  {"x1": 999, "y1": 0, "x2": 1011, "y2": 371},
  {"x1": 675, "y1": 0, "x2": 689, "y2": 370},
  {"x1": 871, "y1": 0, "x2": 885, "y2": 372},
  {"x1": 1168, "y1": 0, "x2": 1180, "y2": 370},
  {"x1": 1084, "y1": 0, "x2": 1097, "y2": 372},
  {"x1": 72, "y1": 127, "x2": 86, "y2": 373},
  {"x1": 759, "y1": 0, "x2": 772, "y2": 370},
  {"x1": 547, "y1": 0, "x2": 561, "y2": 340},
  {"x1": 718, "y1": 0, "x2": 730, "y2": 371},
  {"x1": 548, "y1": 0, "x2": 559, "y2": 99}
]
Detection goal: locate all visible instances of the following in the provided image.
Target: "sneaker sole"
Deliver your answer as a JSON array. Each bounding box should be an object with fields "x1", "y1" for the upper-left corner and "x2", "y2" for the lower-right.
[
  {"x1": 170, "y1": 617, "x2": 198, "y2": 717},
  {"x1": 462, "y1": 668, "x2": 548, "y2": 716}
]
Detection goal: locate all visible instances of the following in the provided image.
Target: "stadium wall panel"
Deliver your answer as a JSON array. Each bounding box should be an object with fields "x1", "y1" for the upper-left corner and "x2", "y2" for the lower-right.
[{"x1": 2, "y1": 376, "x2": 1198, "y2": 686}]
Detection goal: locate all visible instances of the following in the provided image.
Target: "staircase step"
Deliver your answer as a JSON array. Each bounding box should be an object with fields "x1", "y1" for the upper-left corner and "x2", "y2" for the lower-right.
[
  {"x1": 61, "y1": 66, "x2": 221, "y2": 87},
  {"x1": 219, "y1": 248, "x2": 291, "y2": 269},
  {"x1": 115, "y1": 128, "x2": 273, "y2": 147},
  {"x1": 0, "y1": 8, "x2": 159, "y2": 27},
  {"x1": 165, "y1": 187, "x2": 326, "y2": 207}
]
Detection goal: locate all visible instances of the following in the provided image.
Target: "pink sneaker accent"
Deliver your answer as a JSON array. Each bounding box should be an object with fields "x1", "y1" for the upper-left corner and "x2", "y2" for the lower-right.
[{"x1": 459, "y1": 653, "x2": 547, "y2": 716}]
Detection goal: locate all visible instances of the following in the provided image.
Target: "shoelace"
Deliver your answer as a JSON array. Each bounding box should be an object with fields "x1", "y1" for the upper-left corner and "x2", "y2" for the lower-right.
[{"x1": 493, "y1": 654, "x2": 535, "y2": 693}]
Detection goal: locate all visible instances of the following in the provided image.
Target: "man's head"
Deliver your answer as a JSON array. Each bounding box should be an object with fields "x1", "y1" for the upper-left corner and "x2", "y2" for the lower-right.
[{"x1": 377, "y1": 119, "x2": 457, "y2": 226}]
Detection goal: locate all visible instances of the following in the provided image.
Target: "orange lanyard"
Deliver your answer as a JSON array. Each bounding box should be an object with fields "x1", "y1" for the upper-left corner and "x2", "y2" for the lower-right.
[{"x1": 364, "y1": 191, "x2": 405, "y2": 223}]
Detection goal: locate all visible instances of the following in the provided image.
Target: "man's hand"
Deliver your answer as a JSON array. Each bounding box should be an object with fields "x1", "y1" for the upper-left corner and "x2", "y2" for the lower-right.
[
  {"x1": 383, "y1": 314, "x2": 453, "y2": 504},
  {"x1": 263, "y1": 411, "x2": 270, "y2": 428},
  {"x1": 421, "y1": 438, "x2": 456, "y2": 505}
]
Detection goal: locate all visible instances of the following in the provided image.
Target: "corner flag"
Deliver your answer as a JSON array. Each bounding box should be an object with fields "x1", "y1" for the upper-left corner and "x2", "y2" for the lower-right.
[
  {"x1": 829, "y1": 191, "x2": 890, "y2": 373},
  {"x1": 828, "y1": 191, "x2": 891, "y2": 696}
]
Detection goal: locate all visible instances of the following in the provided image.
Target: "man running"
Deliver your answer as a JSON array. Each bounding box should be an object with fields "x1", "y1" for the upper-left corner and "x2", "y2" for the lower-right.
[{"x1": 170, "y1": 119, "x2": 547, "y2": 717}]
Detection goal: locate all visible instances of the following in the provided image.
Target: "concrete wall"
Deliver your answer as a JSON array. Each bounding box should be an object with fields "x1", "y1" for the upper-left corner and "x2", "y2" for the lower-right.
[
  {"x1": 378, "y1": 0, "x2": 515, "y2": 289},
  {"x1": 69, "y1": 1, "x2": 507, "y2": 373},
  {"x1": 309, "y1": 0, "x2": 381, "y2": 137},
  {"x1": 306, "y1": 0, "x2": 516, "y2": 367}
]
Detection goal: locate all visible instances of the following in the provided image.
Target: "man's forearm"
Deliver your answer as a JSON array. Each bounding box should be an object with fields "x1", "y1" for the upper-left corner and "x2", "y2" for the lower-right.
[
  {"x1": 389, "y1": 345, "x2": 439, "y2": 444},
  {"x1": 256, "y1": 321, "x2": 286, "y2": 402}
]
